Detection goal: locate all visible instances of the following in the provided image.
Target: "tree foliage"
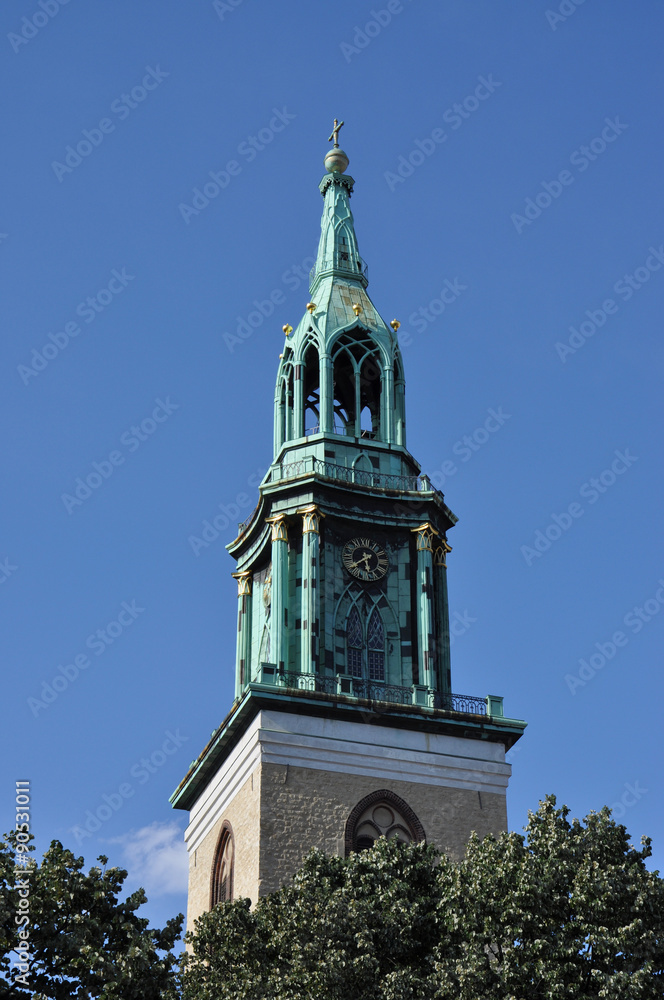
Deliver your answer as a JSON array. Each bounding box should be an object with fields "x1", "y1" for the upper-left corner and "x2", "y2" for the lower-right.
[
  {"x1": 1, "y1": 798, "x2": 662, "y2": 999},
  {"x1": 180, "y1": 796, "x2": 664, "y2": 1000},
  {"x1": 0, "y1": 831, "x2": 182, "y2": 999}
]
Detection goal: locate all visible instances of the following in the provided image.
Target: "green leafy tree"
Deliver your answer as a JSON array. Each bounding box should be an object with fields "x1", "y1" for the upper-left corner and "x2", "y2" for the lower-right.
[
  {"x1": 0, "y1": 832, "x2": 182, "y2": 999},
  {"x1": 180, "y1": 796, "x2": 664, "y2": 1000}
]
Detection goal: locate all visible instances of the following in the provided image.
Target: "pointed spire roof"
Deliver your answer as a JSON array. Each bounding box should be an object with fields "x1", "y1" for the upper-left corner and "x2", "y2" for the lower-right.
[
  {"x1": 287, "y1": 120, "x2": 395, "y2": 353},
  {"x1": 310, "y1": 123, "x2": 367, "y2": 296}
]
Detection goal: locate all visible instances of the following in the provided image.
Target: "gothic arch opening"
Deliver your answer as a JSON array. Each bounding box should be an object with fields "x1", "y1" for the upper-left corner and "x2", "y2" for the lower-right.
[
  {"x1": 210, "y1": 822, "x2": 235, "y2": 906},
  {"x1": 277, "y1": 350, "x2": 295, "y2": 445},
  {"x1": 344, "y1": 789, "x2": 425, "y2": 855},
  {"x1": 359, "y1": 352, "x2": 382, "y2": 438},
  {"x1": 331, "y1": 330, "x2": 386, "y2": 439},
  {"x1": 332, "y1": 346, "x2": 355, "y2": 434},
  {"x1": 302, "y1": 341, "x2": 320, "y2": 434}
]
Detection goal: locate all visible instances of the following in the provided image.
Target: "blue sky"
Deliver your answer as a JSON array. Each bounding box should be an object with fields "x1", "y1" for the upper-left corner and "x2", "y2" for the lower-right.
[{"x1": 2, "y1": 0, "x2": 663, "y2": 935}]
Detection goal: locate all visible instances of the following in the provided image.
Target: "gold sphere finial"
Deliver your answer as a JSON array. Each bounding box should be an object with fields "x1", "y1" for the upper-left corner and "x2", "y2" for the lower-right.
[
  {"x1": 390, "y1": 319, "x2": 401, "y2": 332},
  {"x1": 352, "y1": 303, "x2": 362, "y2": 316},
  {"x1": 306, "y1": 302, "x2": 316, "y2": 314},
  {"x1": 282, "y1": 324, "x2": 293, "y2": 336}
]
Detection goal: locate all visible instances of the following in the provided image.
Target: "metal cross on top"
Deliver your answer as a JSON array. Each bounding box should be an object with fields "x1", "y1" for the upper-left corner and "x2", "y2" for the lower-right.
[{"x1": 328, "y1": 118, "x2": 344, "y2": 147}]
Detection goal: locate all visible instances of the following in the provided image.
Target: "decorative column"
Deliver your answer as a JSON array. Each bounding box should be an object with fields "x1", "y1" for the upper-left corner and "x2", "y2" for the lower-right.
[
  {"x1": 433, "y1": 539, "x2": 453, "y2": 704},
  {"x1": 319, "y1": 353, "x2": 333, "y2": 433},
  {"x1": 354, "y1": 368, "x2": 362, "y2": 437},
  {"x1": 293, "y1": 364, "x2": 304, "y2": 438},
  {"x1": 395, "y1": 377, "x2": 406, "y2": 445},
  {"x1": 411, "y1": 522, "x2": 438, "y2": 701},
  {"x1": 299, "y1": 505, "x2": 325, "y2": 677},
  {"x1": 284, "y1": 372, "x2": 293, "y2": 442},
  {"x1": 274, "y1": 388, "x2": 285, "y2": 458},
  {"x1": 232, "y1": 572, "x2": 252, "y2": 699},
  {"x1": 266, "y1": 514, "x2": 289, "y2": 673},
  {"x1": 382, "y1": 364, "x2": 395, "y2": 443}
]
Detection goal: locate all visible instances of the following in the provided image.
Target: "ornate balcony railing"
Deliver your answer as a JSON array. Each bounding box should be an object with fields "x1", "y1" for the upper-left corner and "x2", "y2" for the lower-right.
[
  {"x1": 237, "y1": 460, "x2": 443, "y2": 535},
  {"x1": 272, "y1": 672, "x2": 488, "y2": 716},
  {"x1": 436, "y1": 692, "x2": 487, "y2": 715},
  {"x1": 273, "y1": 456, "x2": 422, "y2": 493},
  {"x1": 280, "y1": 672, "x2": 338, "y2": 695},
  {"x1": 237, "y1": 503, "x2": 260, "y2": 536}
]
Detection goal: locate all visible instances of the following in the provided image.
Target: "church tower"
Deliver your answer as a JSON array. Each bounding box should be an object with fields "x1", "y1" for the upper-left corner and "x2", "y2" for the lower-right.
[{"x1": 171, "y1": 123, "x2": 525, "y2": 928}]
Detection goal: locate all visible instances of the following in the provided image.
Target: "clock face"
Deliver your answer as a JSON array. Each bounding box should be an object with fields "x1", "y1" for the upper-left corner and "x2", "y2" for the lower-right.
[{"x1": 342, "y1": 537, "x2": 388, "y2": 582}]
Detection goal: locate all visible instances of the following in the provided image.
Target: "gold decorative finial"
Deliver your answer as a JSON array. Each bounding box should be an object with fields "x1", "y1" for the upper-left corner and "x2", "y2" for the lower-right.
[
  {"x1": 390, "y1": 319, "x2": 401, "y2": 332},
  {"x1": 328, "y1": 118, "x2": 344, "y2": 147},
  {"x1": 352, "y1": 303, "x2": 361, "y2": 316},
  {"x1": 282, "y1": 324, "x2": 293, "y2": 336},
  {"x1": 306, "y1": 302, "x2": 316, "y2": 314}
]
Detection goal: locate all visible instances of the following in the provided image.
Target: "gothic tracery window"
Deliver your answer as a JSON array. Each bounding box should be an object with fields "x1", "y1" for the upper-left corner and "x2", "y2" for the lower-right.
[
  {"x1": 210, "y1": 824, "x2": 234, "y2": 906},
  {"x1": 346, "y1": 605, "x2": 386, "y2": 681},
  {"x1": 367, "y1": 608, "x2": 385, "y2": 681},
  {"x1": 345, "y1": 790, "x2": 426, "y2": 855},
  {"x1": 346, "y1": 606, "x2": 363, "y2": 678}
]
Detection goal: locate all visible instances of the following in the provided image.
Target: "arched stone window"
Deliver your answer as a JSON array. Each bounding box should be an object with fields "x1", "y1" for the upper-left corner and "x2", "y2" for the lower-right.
[
  {"x1": 345, "y1": 790, "x2": 425, "y2": 855},
  {"x1": 210, "y1": 822, "x2": 234, "y2": 906}
]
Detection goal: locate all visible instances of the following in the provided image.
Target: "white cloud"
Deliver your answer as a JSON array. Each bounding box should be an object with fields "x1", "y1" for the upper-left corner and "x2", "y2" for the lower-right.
[{"x1": 109, "y1": 821, "x2": 188, "y2": 897}]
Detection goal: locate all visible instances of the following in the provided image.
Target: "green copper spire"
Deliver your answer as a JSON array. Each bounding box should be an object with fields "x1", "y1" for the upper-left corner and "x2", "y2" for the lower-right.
[
  {"x1": 311, "y1": 118, "x2": 366, "y2": 295},
  {"x1": 273, "y1": 120, "x2": 406, "y2": 455}
]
